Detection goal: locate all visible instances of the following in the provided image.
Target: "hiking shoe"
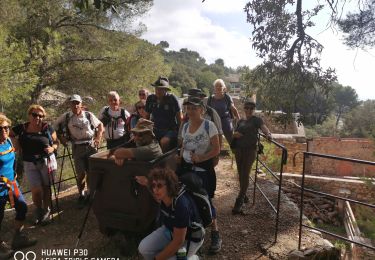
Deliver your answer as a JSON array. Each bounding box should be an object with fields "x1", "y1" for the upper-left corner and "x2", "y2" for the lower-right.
[
  {"x1": 208, "y1": 230, "x2": 222, "y2": 254},
  {"x1": 34, "y1": 207, "x2": 44, "y2": 225},
  {"x1": 11, "y1": 232, "x2": 37, "y2": 250},
  {"x1": 232, "y1": 197, "x2": 244, "y2": 215},
  {"x1": 244, "y1": 194, "x2": 249, "y2": 204},
  {"x1": 0, "y1": 241, "x2": 13, "y2": 259}
]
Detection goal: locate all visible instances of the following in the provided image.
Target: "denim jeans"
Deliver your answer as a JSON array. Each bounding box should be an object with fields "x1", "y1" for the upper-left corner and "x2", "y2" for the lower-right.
[{"x1": 138, "y1": 225, "x2": 203, "y2": 260}]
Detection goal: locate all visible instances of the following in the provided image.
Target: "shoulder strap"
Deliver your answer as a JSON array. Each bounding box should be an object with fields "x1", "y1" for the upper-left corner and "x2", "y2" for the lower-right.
[
  {"x1": 224, "y1": 93, "x2": 232, "y2": 109},
  {"x1": 207, "y1": 95, "x2": 213, "y2": 107},
  {"x1": 41, "y1": 123, "x2": 53, "y2": 146},
  {"x1": 204, "y1": 119, "x2": 209, "y2": 135},
  {"x1": 183, "y1": 122, "x2": 189, "y2": 136},
  {"x1": 206, "y1": 106, "x2": 214, "y2": 121},
  {"x1": 84, "y1": 111, "x2": 95, "y2": 130},
  {"x1": 103, "y1": 106, "x2": 110, "y2": 117},
  {"x1": 64, "y1": 112, "x2": 71, "y2": 139}
]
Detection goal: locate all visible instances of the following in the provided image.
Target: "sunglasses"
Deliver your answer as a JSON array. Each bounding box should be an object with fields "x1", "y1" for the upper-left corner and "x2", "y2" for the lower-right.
[
  {"x1": 244, "y1": 107, "x2": 255, "y2": 110},
  {"x1": 151, "y1": 182, "x2": 166, "y2": 190},
  {"x1": 136, "y1": 106, "x2": 145, "y2": 110},
  {"x1": 31, "y1": 112, "x2": 45, "y2": 118},
  {"x1": 0, "y1": 126, "x2": 10, "y2": 131},
  {"x1": 138, "y1": 93, "x2": 146, "y2": 96}
]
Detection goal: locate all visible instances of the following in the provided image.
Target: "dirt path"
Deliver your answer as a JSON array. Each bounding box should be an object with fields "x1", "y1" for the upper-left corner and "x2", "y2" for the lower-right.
[{"x1": 2, "y1": 156, "x2": 326, "y2": 259}]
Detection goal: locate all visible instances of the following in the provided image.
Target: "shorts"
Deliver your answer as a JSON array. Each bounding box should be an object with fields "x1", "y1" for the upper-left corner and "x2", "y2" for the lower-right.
[
  {"x1": 23, "y1": 154, "x2": 57, "y2": 189},
  {"x1": 154, "y1": 129, "x2": 177, "y2": 148}
]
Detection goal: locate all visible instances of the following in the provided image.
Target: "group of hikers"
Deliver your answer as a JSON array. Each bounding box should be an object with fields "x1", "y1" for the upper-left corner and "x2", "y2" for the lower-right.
[{"x1": 0, "y1": 76, "x2": 272, "y2": 259}]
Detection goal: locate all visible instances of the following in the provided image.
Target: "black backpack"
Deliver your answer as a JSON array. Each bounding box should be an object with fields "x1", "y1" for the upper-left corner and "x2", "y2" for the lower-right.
[
  {"x1": 207, "y1": 93, "x2": 233, "y2": 118},
  {"x1": 175, "y1": 172, "x2": 213, "y2": 228},
  {"x1": 101, "y1": 106, "x2": 128, "y2": 129}
]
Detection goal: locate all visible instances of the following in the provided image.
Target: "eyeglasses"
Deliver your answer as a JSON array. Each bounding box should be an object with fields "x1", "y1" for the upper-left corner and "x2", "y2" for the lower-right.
[
  {"x1": 0, "y1": 126, "x2": 10, "y2": 131},
  {"x1": 244, "y1": 107, "x2": 255, "y2": 110},
  {"x1": 136, "y1": 106, "x2": 145, "y2": 110},
  {"x1": 151, "y1": 182, "x2": 166, "y2": 190},
  {"x1": 31, "y1": 112, "x2": 45, "y2": 118}
]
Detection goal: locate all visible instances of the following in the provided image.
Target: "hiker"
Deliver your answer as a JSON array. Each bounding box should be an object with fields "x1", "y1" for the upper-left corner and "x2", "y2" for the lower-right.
[
  {"x1": 179, "y1": 88, "x2": 223, "y2": 152},
  {"x1": 138, "y1": 88, "x2": 149, "y2": 101},
  {"x1": 11, "y1": 105, "x2": 59, "y2": 225},
  {"x1": 98, "y1": 91, "x2": 130, "y2": 149},
  {"x1": 231, "y1": 100, "x2": 272, "y2": 214},
  {"x1": 145, "y1": 76, "x2": 182, "y2": 152},
  {"x1": 207, "y1": 79, "x2": 240, "y2": 146},
  {"x1": 54, "y1": 94, "x2": 104, "y2": 208},
  {"x1": 112, "y1": 119, "x2": 162, "y2": 164},
  {"x1": 0, "y1": 114, "x2": 37, "y2": 258},
  {"x1": 178, "y1": 97, "x2": 222, "y2": 254},
  {"x1": 138, "y1": 167, "x2": 204, "y2": 260},
  {"x1": 129, "y1": 100, "x2": 148, "y2": 130}
]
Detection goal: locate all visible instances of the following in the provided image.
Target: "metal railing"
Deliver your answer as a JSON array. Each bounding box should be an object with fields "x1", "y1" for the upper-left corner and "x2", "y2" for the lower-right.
[
  {"x1": 252, "y1": 133, "x2": 288, "y2": 243},
  {"x1": 298, "y1": 152, "x2": 375, "y2": 251}
]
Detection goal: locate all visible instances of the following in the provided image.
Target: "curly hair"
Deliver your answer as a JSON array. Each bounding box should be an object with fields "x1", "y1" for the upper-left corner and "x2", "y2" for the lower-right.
[
  {"x1": 0, "y1": 114, "x2": 11, "y2": 126},
  {"x1": 148, "y1": 167, "x2": 179, "y2": 198}
]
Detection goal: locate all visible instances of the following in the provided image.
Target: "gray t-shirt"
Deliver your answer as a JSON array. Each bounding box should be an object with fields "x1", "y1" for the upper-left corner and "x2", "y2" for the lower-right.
[{"x1": 132, "y1": 140, "x2": 163, "y2": 161}]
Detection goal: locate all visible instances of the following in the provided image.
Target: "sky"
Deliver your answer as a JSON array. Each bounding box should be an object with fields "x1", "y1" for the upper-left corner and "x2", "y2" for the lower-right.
[{"x1": 139, "y1": 0, "x2": 375, "y2": 101}]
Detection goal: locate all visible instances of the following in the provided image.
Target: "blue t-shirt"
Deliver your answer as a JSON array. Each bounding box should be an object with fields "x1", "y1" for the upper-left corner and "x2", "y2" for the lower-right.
[
  {"x1": 145, "y1": 93, "x2": 181, "y2": 130},
  {"x1": 0, "y1": 139, "x2": 16, "y2": 196},
  {"x1": 160, "y1": 192, "x2": 199, "y2": 232},
  {"x1": 208, "y1": 95, "x2": 233, "y2": 133}
]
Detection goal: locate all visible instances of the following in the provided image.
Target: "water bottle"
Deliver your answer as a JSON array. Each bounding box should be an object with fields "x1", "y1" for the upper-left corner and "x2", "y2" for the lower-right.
[{"x1": 176, "y1": 246, "x2": 187, "y2": 260}]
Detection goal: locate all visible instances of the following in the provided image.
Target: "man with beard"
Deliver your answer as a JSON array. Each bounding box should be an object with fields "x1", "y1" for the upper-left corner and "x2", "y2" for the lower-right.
[{"x1": 112, "y1": 119, "x2": 162, "y2": 164}]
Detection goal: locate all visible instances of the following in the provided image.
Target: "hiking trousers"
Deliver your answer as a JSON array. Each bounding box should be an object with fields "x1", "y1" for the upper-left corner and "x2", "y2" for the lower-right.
[{"x1": 234, "y1": 147, "x2": 257, "y2": 199}]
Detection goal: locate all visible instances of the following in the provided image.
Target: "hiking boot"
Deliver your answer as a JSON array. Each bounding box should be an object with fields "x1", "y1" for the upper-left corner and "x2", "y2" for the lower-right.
[
  {"x1": 244, "y1": 194, "x2": 249, "y2": 204},
  {"x1": 11, "y1": 232, "x2": 37, "y2": 250},
  {"x1": 34, "y1": 207, "x2": 44, "y2": 225},
  {"x1": 208, "y1": 230, "x2": 222, "y2": 254},
  {"x1": 0, "y1": 241, "x2": 13, "y2": 259},
  {"x1": 232, "y1": 197, "x2": 244, "y2": 215}
]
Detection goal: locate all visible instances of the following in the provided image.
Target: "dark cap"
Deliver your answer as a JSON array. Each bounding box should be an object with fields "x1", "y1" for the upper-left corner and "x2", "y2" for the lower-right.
[
  {"x1": 151, "y1": 76, "x2": 170, "y2": 91},
  {"x1": 183, "y1": 96, "x2": 204, "y2": 107},
  {"x1": 187, "y1": 88, "x2": 206, "y2": 97},
  {"x1": 244, "y1": 100, "x2": 256, "y2": 107}
]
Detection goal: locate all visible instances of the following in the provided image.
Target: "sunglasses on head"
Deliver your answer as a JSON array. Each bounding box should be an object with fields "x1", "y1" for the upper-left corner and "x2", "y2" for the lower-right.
[
  {"x1": 151, "y1": 182, "x2": 165, "y2": 190},
  {"x1": 0, "y1": 126, "x2": 10, "y2": 131},
  {"x1": 31, "y1": 112, "x2": 45, "y2": 118}
]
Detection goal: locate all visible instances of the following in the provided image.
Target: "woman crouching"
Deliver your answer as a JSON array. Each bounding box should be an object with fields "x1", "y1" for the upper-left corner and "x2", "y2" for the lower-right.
[{"x1": 138, "y1": 167, "x2": 203, "y2": 260}]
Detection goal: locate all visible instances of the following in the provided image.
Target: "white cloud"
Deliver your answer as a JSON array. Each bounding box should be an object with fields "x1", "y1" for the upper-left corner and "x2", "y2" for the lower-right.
[{"x1": 140, "y1": 0, "x2": 375, "y2": 100}]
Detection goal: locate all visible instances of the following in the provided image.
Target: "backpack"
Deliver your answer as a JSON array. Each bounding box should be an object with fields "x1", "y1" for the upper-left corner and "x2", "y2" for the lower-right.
[
  {"x1": 182, "y1": 119, "x2": 210, "y2": 137},
  {"x1": 207, "y1": 93, "x2": 233, "y2": 118},
  {"x1": 175, "y1": 172, "x2": 213, "y2": 228},
  {"x1": 61, "y1": 111, "x2": 95, "y2": 141},
  {"x1": 18, "y1": 122, "x2": 56, "y2": 156},
  {"x1": 101, "y1": 106, "x2": 128, "y2": 129}
]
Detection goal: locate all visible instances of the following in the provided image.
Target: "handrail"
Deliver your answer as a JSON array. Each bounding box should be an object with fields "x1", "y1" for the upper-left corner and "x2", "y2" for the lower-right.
[
  {"x1": 252, "y1": 132, "x2": 288, "y2": 243},
  {"x1": 298, "y1": 151, "x2": 375, "y2": 252}
]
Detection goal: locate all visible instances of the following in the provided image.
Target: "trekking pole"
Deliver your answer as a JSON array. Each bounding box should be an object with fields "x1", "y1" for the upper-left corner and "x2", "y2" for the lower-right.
[
  {"x1": 67, "y1": 145, "x2": 79, "y2": 187},
  {"x1": 47, "y1": 157, "x2": 61, "y2": 220},
  {"x1": 57, "y1": 146, "x2": 67, "y2": 195},
  {"x1": 75, "y1": 174, "x2": 103, "y2": 248}
]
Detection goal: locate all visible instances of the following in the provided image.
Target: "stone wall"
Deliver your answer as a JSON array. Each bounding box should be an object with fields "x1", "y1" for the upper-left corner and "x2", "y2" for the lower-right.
[
  {"x1": 307, "y1": 138, "x2": 375, "y2": 178},
  {"x1": 282, "y1": 173, "x2": 375, "y2": 203}
]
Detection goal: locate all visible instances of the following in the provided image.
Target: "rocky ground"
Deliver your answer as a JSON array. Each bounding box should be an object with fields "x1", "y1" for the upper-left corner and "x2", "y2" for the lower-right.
[{"x1": 2, "y1": 156, "x2": 330, "y2": 259}]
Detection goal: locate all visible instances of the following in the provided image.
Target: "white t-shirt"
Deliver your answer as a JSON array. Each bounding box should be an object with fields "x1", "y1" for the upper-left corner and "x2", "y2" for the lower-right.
[
  {"x1": 182, "y1": 119, "x2": 218, "y2": 163},
  {"x1": 54, "y1": 111, "x2": 101, "y2": 143},
  {"x1": 98, "y1": 106, "x2": 130, "y2": 140}
]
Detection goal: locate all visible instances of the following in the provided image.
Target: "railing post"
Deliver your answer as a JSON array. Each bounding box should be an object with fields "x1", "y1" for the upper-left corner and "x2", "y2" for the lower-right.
[
  {"x1": 253, "y1": 133, "x2": 260, "y2": 205},
  {"x1": 298, "y1": 152, "x2": 307, "y2": 250}
]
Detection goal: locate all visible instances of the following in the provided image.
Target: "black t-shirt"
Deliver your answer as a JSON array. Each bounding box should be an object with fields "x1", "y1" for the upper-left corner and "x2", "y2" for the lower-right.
[
  {"x1": 13, "y1": 123, "x2": 54, "y2": 161},
  {"x1": 234, "y1": 116, "x2": 263, "y2": 149}
]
